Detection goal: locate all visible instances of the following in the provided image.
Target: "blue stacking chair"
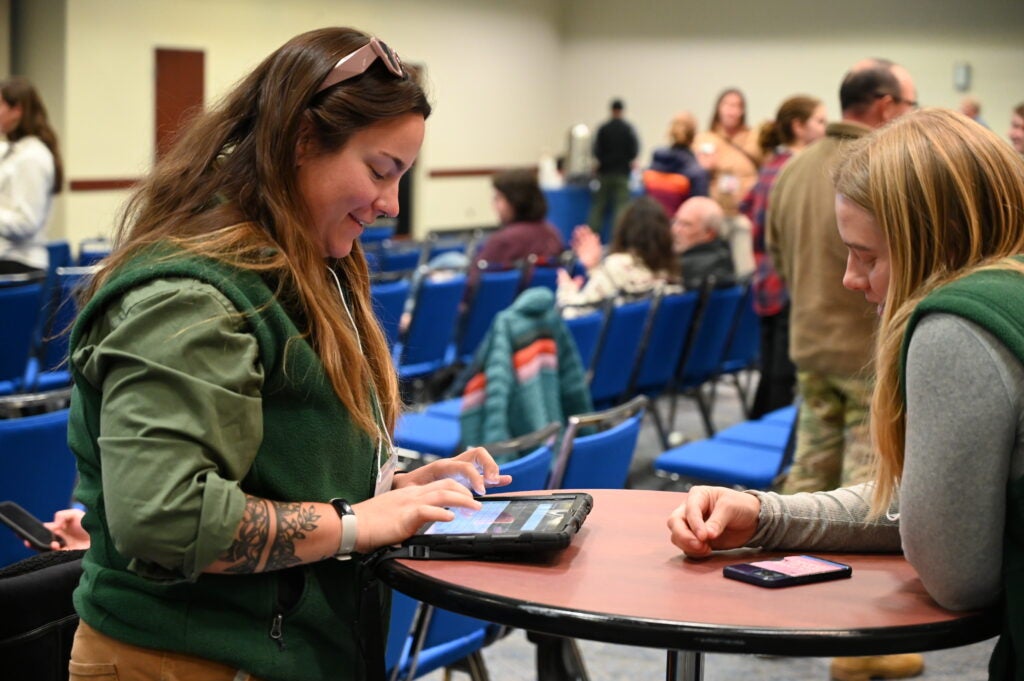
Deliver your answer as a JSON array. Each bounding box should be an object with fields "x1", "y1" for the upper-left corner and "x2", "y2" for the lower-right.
[
  {"x1": 379, "y1": 241, "x2": 426, "y2": 274},
  {"x1": 362, "y1": 224, "x2": 396, "y2": 247},
  {"x1": 653, "y1": 401, "x2": 799, "y2": 490},
  {"x1": 550, "y1": 395, "x2": 647, "y2": 490},
  {"x1": 669, "y1": 282, "x2": 744, "y2": 436},
  {"x1": 26, "y1": 266, "x2": 98, "y2": 393},
  {"x1": 387, "y1": 592, "x2": 420, "y2": 680},
  {"x1": 489, "y1": 422, "x2": 560, "y2": 491},
  {"x1": 454, "y1": 267, "x2": 521, "y2": 364},
  {"x1": 586, "y1": 297, "x2": 652, "y2": 409},
  {"x1": 563, "y1": 308, "x2": 605, "y2": 375},
  {"x1": 717, "y1": 280, "x2": 761, "y2": 416},
  {"x1": 626, "y1": 289, "x2": 700, "y2": 448},
  {"x1": 394, "y1": 272, "x2": 467, "y2": 385},
  {"x1": 371, "y1": 276, "x2": 412, "y2": 350},
  {"x1": 0, "y1": 276, "x2": 46, "y2": 395},
  {"x1": 0, "y1": 409, "x2": 76, "y2": 566},
  {"x1": 77, "y1": 238, "x2": 111, "y2": 267},
  {"x1": 394, "y1": 411, "x2": 463, "y2": 458}
]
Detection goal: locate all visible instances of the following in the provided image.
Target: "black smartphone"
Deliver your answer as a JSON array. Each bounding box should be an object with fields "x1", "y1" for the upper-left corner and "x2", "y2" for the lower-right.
[
  {"x1": 723, "y1": 554, "x2": 852, "y2": 588},
  {"x1": 0, "y1": 501, "x2": 63, "y2": 551}
]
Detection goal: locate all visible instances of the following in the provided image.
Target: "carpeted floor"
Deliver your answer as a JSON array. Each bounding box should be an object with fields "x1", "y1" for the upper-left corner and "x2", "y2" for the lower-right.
[{"x1": 414, "y1": 381, "x2": 998, "y2": 680}]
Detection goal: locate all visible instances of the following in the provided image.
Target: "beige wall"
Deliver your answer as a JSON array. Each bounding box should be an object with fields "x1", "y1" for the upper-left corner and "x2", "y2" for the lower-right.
[
  {"x1": 13, "y1": 0, "x2": 1024, "y2": 248},
  {"x1": 560, "y1": 1, "x2": 1024, "y2": 169}
]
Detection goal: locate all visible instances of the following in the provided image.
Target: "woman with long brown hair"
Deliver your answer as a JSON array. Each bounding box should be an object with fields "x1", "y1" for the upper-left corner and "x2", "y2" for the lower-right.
[
  {"x1": 66, "y1": 27, "x2": 508, "y2": 681},
  {"x1": 557, "y1": 195, "x2": 679, "y2": 316},
  {"x1": 668, "y1": 108, "x2": 1024, "y2": 679},
  {"x1": 0, "y1": 76, "x2": 62, "y2": 274}
]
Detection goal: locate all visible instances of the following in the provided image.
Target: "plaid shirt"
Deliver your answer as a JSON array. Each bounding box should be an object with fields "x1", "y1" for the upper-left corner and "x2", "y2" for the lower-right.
[{"x1": 740, "y1": 149, "x2": 792, "y2": 316}]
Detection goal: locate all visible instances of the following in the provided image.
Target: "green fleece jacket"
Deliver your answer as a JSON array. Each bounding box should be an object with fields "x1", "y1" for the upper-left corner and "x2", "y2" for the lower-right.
[{"x1": 459, "y1": 287, "x2": 592, "y2": 453}]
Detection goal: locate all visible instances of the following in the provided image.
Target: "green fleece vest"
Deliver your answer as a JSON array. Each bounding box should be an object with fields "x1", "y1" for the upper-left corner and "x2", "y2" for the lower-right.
[
  {"x1": 68, "y1": 249, "x2": 384, "y2": 681},
  {"x1": 902, "y1": 265, "x2": 1024, "y2": 681}
]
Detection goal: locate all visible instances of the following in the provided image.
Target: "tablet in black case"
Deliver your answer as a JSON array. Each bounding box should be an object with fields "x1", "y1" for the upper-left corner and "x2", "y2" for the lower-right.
[{"x1": 403, "y1": 492, "x2": 593, "y2": 557}]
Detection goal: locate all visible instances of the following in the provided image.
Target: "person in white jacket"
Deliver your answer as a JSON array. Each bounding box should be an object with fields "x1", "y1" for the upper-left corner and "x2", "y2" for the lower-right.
[{"x1": 0, "y1": 77, "x2": 62, "y2": 274}]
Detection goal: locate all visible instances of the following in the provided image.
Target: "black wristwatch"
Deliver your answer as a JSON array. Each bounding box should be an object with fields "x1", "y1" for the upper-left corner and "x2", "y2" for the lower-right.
[{"x1": 329, "y1": 498, "x2": 357, "y2": 561}]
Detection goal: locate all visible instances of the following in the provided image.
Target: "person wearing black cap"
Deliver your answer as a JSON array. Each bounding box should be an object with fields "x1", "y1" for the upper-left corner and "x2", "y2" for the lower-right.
[{"x1": 588, "y1": 98, "x2": 639, "y2": 240}]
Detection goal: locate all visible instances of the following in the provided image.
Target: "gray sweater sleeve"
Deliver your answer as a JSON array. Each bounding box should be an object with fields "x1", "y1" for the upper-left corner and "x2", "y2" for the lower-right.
[{"x1": 747, "y1": 314, "x2": 1023, "y2": 612}]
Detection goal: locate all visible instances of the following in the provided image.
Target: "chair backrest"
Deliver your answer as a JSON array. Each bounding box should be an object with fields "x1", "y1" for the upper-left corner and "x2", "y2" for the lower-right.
[
  {"x1": 587, "y1": 297, "x2": 652, "y2": 408},
  {"x1": 719, "y1": 280, "x2": 760, "y2": 375},
  {"x1": 39, "y1": 267, "x2": 96, "y2": 373},
  {"x1": 550, "y1": 395, "x2": 647, "y2": 490},
  {"x1": 0, "y1": 281, "x2": 45, "y2": 385},
  {"x1": 379, "y1": 241, "x2": 425, "y2": 274},
  {"x1": 563, "y1": 308, "x2": 605, "y2": 373},
  {"x1": 676, "y1": 283, "x2": 744, "y2": 390},
  {"x1": 486, "y1": 422, "x2": 560, "y2": 493},
  {"x1": 371, "y1": 277, "x2": 412, "y2": 350},
  {"x1": 521, "y1": 253, "x2": 560, "y2": 293},
  {"x1": 456, "y1": 267, "x2": 521, "y2": 361},
  {"x1": 387, "y1": 591, "x2": 420, "y2": 677},
  {"x1": 399, "y1": 272, "x2": 467, "y2": 369},
  {"x1": 77, "y1": 238, "x2": 112, "y2": 267},
  {"x1": 629, "y1": 289, "x2": 700, "y2": 397},
  {"x1": 0, "y1": 549, "x2": 85, "y2": 681},
  {"x1": 0, "y1": 409, "x2": 76, "y2": 567}
]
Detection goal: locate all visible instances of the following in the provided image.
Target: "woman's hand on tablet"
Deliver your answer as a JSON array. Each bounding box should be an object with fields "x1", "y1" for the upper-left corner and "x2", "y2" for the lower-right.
[
  {"x1": 395, "y1": 446, "x2": 511, "y2": 495},
  {"x1": 352, "y1": 479, "x2": 481, "y2": 553}
]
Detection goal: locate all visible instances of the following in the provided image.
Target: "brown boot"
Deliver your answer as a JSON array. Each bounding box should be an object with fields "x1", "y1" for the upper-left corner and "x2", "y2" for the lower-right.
[{"x1": 830, "y1": 654, "x2": 924, "y2": 681}]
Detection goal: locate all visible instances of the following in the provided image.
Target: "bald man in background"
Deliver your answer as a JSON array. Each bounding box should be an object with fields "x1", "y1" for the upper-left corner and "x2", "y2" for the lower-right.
[
  {"x1": 672, "y1": 196, "x2": 736, "y2": 289},
  {"x1": 766, "y1": 56, "x2": 921, "y2": 681}
]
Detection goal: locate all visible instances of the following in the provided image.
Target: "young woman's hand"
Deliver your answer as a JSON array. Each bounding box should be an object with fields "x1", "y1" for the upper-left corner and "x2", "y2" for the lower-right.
[
  {"x1": 394, "y1": 446, "x2": 511, "y2": 495},
  {"x1": 43, "y1": 508, "x2": 89, "y2": 551},
  {"x1": 571, "y1": 225, "x2": 602, "y2": 271},
  {"x1": 351, "y1": 478, "x2": 482, "y2": 553},
  {"x1": 666, "y1": 486, "x2": 761, "y2": 558}
]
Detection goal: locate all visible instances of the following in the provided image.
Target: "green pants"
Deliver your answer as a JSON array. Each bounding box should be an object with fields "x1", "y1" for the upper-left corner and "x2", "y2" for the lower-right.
[
  {"x1": 588, "y1": 173, "x2": 631, "y2": 240},
  {"x1": 780, "y1": 371, "x2": 874, "y2": 493}
]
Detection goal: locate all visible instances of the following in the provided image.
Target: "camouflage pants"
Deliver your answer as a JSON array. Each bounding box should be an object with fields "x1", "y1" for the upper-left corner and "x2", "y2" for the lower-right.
[{"x1": 780, "y1": 371, "x2": 874, "y2": 493}]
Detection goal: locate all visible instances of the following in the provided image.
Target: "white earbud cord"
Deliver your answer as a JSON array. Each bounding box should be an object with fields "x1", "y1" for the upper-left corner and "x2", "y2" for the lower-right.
[{"x1": 326, "y1": 265, "x2": 395, "y2": 471}]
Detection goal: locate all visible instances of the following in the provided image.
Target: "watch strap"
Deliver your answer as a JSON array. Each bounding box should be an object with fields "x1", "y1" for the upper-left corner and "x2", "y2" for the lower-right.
[{"x1": 329, "y1": 497, "x2": 357, "y2": 561}]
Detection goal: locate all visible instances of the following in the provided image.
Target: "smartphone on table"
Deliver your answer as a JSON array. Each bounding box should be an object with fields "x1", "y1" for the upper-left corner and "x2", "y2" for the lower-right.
[
  {"x1": 0, "y1": 500, "x2": 64, "y2": 551},
  {"x1": 723, "y1": 554, "x2": 851, "y2": 588}
]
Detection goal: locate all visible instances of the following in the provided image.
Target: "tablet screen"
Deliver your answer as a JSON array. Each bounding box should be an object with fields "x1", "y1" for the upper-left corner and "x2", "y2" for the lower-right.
[{"x1": 419, "y1": 497, "x2": 576, "y2": 536}]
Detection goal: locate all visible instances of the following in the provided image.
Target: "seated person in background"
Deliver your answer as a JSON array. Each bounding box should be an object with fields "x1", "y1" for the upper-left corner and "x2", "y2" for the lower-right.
[
  {"x1": 667, "y1": 109, "x2": 1024, "y2": 679},
  {"x1": 557, "y1": 195, "x2": 679, "y2": 317},
  {"x1": 645, "y1": 111, "x2": 710, "y2": 215},
  {"x1": 473, "y1": 167, "x2": 564, "y2": 286},
  {"x1": 671, "y1": 196, "x2": 736, "y2": 289}
]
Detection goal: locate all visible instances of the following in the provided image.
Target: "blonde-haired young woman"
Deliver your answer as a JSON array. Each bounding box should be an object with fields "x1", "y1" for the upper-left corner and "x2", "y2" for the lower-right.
[
  {"x1": 668, "y1": 108, "x2": 1024, "y2": 680},
  {"x1": 67, "y1": 27, "x2": 508, "y2": 681}
]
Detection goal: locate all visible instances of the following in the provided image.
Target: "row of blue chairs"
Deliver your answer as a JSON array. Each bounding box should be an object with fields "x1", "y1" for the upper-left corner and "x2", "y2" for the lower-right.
[
  {"x1": 397, "y1": 277, "x2": 759, "y2": 458},
  {"x1": 372, "y1": 260, "x2": 566, "y2": 395}
]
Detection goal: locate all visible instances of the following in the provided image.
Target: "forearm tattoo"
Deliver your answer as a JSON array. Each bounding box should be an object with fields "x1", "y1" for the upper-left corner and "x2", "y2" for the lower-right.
[
  {"x1": 265, "y1": 502, "x2": 321, "y2": 571},
  {"x1": 220, "y1": 496, "x2": 270, "y2": 573}
]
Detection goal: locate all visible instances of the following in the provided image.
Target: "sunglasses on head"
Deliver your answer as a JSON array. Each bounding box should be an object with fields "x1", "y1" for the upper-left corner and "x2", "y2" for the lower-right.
[{"x1": 315, "y1": 37, "x2": 404, "y2": 94}]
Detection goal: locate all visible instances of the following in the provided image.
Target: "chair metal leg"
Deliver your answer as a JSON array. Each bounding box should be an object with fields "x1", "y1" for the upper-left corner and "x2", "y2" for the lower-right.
[{"x1": 649, "y1": 404, "x2": 671, "y2": 451}]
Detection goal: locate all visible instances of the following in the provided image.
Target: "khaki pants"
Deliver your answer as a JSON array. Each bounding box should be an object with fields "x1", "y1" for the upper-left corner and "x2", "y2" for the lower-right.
[
  {"x1": 780, "y1": 371, "x2": 874, "y2": 493},
  {"x1": 69, "y1": 621, "x2": 265, "y2": 681}
]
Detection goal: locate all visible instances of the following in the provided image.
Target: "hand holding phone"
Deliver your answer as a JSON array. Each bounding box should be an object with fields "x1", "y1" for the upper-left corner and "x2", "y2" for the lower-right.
[
  {"x1": 0, "y1": 501, "x2": 65, "y2": 551},
  {"x1": 723, "y1": 554, "x2": 852, "y2": 588}
]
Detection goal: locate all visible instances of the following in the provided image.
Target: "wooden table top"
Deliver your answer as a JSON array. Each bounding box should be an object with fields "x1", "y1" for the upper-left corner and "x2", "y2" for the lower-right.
[{"x1": 376, "y1": 488, "x2": 999, "y2": 656}]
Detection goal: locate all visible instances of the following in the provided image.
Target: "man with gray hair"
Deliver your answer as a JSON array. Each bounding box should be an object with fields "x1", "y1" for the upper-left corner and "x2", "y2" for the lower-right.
[
  {"x1": 671, "y1": 195, "x2": 735, "y2": 290},
  {"x1": 766, "y1": 57, "x2": 921, "y2": 681}
]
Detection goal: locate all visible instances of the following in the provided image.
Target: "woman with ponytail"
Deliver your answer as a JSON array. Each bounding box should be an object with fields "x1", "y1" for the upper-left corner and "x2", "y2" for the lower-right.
[{"x1": 740, "y1": 95, "x2": 826, "y2": 417}]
